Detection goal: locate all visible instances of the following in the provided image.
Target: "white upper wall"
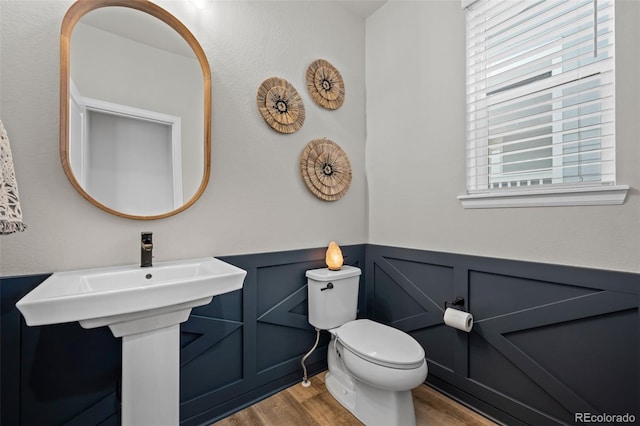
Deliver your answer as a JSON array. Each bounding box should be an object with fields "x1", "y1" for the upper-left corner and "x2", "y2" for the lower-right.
[
  {"x1": 366, "y1": 0, "x2": 640, "y2": 273},
  {"x1": 0, "y1": 0, "x2": 368, "y2": 275},
  {"x1": 1, "y1": 0, "x2": 638, "y2": 276}
]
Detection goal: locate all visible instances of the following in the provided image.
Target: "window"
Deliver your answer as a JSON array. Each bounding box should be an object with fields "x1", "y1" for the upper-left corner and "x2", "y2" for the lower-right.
[{"x1": 459, "y1": 0, "x2": 628, "y2": 208}]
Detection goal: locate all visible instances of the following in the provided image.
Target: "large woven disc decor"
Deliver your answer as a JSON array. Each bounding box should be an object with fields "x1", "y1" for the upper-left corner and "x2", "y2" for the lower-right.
[
  {"x1": 306, "y1": 59, "x2": 345, "y2": 110},
  {"x1": 300, "y1": 138, "x2": 352, "y2": 201},
  {"x1": 256, "y1": 77, "x2": 305, "y2": 134}
]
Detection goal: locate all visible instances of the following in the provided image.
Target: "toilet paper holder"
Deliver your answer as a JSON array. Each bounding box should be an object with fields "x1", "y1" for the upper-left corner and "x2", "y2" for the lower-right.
[{"x1": 444, "y1": 297, "x2": 466, "y2": 312}]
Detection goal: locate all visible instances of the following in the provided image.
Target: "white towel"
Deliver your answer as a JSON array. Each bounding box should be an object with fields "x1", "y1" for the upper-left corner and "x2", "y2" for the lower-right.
[{"x1": 0, "y1": 120, "x2": 27, "y2": 234}]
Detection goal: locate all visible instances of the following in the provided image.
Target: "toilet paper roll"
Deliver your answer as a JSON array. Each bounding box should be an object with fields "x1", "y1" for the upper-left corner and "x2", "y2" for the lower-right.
[{"x1": 444, "y1": 308, "x2": 473, "y2": 332}]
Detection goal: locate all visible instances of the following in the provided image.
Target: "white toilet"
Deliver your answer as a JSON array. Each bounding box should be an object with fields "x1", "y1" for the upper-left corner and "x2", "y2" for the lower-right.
[{"x1": 306, "y1": 266, "x2": 428, "y2": 426}]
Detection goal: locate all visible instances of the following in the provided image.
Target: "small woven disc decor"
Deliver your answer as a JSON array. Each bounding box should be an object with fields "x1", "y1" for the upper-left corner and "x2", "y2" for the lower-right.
[
  {"x1": 256, "y1": 77, "x2": 305, "y2": 134},
  {"x1": 306, "y1": 59, "x2": 345, "y2": 110},
  {"x1": 300, "y1": 138, "x2": 352, "y2": 201}
]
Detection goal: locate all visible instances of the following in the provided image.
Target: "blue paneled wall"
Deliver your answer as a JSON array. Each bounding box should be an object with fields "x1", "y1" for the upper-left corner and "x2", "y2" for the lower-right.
[
  {"x1": 365, "y1": 245, "x2": 639, "y2": 425},
  {"x1": 0, "y1": 245, "x2": 365, "y2": 426},
  {"x1": 2, "y1": 245, "x2": 638, "y2": 425}
]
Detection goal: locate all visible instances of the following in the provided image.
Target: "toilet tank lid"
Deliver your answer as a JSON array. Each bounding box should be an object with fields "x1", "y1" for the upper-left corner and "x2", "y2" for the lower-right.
[{"x1": 306, "y1": 265, "x2": 361, "y2": 281}]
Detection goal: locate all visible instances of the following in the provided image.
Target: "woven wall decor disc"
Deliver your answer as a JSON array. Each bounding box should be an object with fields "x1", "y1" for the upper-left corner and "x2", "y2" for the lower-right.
[
  {"x1": 300, "y1": 138, "x2": 351, "y2": 201},
  {"x1": 256, "y1": 77, "x2": 305, "y2": 134},
  {"x1": 306, "y1": 59, "x2": 345, "y2": 110}
]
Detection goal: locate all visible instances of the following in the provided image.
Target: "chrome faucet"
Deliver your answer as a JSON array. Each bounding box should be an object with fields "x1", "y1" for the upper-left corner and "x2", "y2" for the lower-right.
[{"x1": 141, "y1": 232, "x2": 153, "y2": 267}]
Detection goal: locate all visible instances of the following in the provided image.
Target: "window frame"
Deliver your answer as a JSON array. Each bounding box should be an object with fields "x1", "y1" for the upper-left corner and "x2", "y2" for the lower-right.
[{"x1": 459, "y1": 0, "x2": 629, "y2": 208}]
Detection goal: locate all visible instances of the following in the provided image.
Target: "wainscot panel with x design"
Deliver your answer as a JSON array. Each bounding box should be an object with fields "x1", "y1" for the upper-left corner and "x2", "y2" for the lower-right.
[
  {"x1": 365, "y1": 245, "x2": 639, "y2": 426},
  {"x1": 181, "y1": 245, "x2": 366, "y2": 425}
]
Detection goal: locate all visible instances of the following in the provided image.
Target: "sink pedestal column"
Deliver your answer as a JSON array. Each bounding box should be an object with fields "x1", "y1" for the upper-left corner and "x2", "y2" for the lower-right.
[
  {"x1": 109, "y1": 308, "x2": 195, "y2": 426},
  {"x1": 122, "y1": 324, "x2": 180, "y2": 425}
]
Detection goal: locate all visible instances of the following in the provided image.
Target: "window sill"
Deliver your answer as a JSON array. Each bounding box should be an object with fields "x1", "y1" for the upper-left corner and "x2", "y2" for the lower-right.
[{"x1": 458, "y1": 185, "x2": 630, "y2": 209}]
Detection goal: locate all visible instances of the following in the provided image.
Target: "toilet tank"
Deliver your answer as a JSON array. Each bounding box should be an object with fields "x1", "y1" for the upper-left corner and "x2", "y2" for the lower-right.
[{"x1": 306, "y1": 266, "x2": 361, "y2": 330}]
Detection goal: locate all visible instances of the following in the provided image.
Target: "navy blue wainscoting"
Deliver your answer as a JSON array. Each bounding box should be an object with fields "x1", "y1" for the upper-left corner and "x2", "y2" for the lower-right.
[
  {"x1": 182, "y1": 244, "x2": 366, "y2": 424},
  {"x1": 0, "y1": 245, "x2": 366, "y2": 426},
  {"x1": 365, "y1": 245, "x2": 639, "y2": 426},
  {"x1": 3, "y1": 245, "x2": 637, "y2": 425},
  {"x1": 1, "y1": 274, "x2": 122, "y2": 426}
]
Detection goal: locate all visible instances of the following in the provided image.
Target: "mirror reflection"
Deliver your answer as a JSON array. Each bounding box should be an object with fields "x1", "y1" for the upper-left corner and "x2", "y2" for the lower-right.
[{"x1": 61, "y1": 0, "x2": 211, "y2": 219}]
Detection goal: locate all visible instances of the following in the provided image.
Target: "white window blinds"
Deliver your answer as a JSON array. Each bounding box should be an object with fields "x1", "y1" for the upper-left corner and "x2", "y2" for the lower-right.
[{"x1": 465, "y1": 0, "x2": 615, "y2": 193}]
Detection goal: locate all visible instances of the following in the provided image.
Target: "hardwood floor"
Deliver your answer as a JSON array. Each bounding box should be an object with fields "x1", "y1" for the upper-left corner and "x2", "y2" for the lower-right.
[{"x1": 213, "y1": 372, "x2": 497, "y2": 426}]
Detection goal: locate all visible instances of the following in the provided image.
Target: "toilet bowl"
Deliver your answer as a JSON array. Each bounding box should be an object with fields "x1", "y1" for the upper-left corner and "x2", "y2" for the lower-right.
[
  {"x1": 334, "y1": 319, "x2": 427, "y2": 391},
  {"x1": 306, "y1": 266, "x2": 428, "y2": 426}
]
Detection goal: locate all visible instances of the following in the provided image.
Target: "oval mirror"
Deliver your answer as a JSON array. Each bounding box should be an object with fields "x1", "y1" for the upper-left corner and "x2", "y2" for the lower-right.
[{"x1": 60, "y1": 0, "x2": 211, "y2": 219}]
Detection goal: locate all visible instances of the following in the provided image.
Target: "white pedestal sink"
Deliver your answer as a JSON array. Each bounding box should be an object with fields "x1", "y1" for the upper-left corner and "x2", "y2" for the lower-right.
[{"x1": 16, "y1": 257, "x2": 247, "y2": 426}]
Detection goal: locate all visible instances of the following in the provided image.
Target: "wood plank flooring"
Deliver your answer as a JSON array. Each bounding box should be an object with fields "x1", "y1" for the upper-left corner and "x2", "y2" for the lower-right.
[{"x1": 213, "y1": 372, "x2": 498, "y2": 426}]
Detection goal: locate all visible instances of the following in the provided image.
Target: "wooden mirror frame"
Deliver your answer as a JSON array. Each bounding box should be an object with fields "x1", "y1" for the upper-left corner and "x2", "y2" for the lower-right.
[{"x1": 60, "y1": 0, "x2": 211, "y2": 220}]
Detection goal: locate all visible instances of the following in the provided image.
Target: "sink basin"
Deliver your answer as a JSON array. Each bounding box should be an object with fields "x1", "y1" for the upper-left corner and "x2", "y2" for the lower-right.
[
  {"x1": 16, "y1": 256, "x2": 246, "y2": 426},
  {"x1": 16, "y1": 257, "x2": 246, "y2": 335}
]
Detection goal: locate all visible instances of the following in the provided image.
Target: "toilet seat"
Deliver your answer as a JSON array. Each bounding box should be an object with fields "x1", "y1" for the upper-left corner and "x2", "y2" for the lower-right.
[{"x1": 334, "y1": 319, "x2": 425, "y2": 370}]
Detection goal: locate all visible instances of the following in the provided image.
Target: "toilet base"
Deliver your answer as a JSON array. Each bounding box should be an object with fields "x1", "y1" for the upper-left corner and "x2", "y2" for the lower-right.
[
  {"x1": 325, "y1": 338, "x2": 418, "y2": 426},
  {"x1": 326, "y1": 372, "x2": 417, "y2": 426}
]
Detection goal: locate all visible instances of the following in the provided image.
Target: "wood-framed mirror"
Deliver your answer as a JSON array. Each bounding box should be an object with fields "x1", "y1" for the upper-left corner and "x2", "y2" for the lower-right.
[{"x1": 60, "y1": 0, "x2": 211, "y2": 220}]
